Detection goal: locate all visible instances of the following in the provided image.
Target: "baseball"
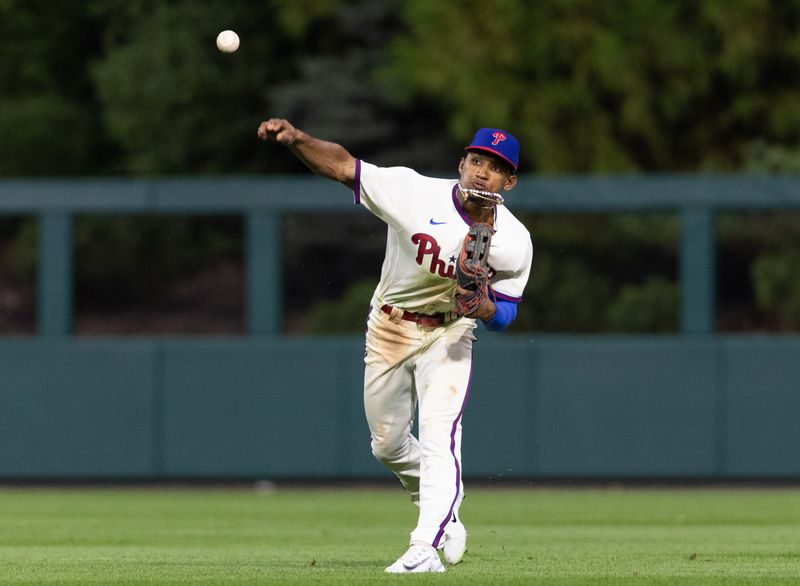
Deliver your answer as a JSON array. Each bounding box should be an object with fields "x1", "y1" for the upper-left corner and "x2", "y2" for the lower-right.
[{"x1": 216, "y1": 30, "x2": 240, "y2": 53}]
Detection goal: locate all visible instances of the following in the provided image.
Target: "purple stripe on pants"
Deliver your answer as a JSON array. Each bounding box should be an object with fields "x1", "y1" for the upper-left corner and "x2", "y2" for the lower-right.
[{"x1": 432, "y1": 365, "x2": 472, "y2": 548}]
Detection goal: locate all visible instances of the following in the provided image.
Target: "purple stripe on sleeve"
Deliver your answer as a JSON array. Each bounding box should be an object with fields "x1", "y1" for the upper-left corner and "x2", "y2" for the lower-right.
[
  {"x1": 493, "y1": 290, "x2": 522, "y2": 303},
  {"x1": 451, "y1": 185, "x2": 472, "y2": 226},
  {"x1": 432, "y1": 365, "x2": 473, "y2": 548},
  {"x1": 353, "y1": 159, "x2": 362, "y2": 205}
]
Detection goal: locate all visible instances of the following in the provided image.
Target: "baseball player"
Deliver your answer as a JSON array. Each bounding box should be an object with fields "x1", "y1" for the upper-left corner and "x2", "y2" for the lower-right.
[{"x1": 257, "y1": 119, "x2": 532, "y2": 573}]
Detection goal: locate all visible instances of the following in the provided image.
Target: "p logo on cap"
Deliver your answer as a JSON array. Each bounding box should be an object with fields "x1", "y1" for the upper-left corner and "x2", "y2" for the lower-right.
[
  {"x1": 491, "y1": 132, "x2": 506, "y2": 146},
  {"x1": 465, "y1": 128, "x2": 519, "y2": 172}
]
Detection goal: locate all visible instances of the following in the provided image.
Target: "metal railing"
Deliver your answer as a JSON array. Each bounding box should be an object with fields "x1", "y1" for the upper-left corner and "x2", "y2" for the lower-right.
[{"x1": 3, "y1": 174, "x2": 800, "y2": 336}]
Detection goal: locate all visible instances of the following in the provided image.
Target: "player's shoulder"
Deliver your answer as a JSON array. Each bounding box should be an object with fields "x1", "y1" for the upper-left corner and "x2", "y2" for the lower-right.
[
  {"x1": 360, "y1": 161, "x2": 450, "y2": 186},
  {"x1": 496, "y1": 206, "x2": 531, "y2": 242},
  {"x1": 360, "y1": 160, "x2": 419, "y2": 179},
  {"x1": 360, "y1": 160, "x2": 454, "y2": 194}
]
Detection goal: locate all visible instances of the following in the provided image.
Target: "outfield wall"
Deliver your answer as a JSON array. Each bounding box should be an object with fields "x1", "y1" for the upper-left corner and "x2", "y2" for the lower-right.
[
  {"x1": 2, "y1": 176, "x2": 800, "y2": 480},
  {"x1": 1, "y1": 335, "x2": 798, "y2": 480}
]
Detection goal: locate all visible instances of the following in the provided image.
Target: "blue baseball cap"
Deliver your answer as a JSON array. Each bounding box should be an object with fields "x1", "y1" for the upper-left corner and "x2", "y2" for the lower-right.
[{"x1": 465, "y1": 128, "x2": 520, "y2": 172}]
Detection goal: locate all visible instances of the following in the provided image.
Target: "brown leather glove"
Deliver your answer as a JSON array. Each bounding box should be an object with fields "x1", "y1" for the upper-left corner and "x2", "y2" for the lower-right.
[{"x1": 455, "y1": 223, "x2": 493, "y2": 317}]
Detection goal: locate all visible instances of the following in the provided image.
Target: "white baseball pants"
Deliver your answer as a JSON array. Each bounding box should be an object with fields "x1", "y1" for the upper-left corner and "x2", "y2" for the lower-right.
[{"x1": 363, "y1": 305, "x2": 476, "y2": 547}]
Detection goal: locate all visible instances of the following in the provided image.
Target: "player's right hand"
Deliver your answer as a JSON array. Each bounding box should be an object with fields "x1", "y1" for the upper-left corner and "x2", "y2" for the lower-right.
[{"x1": 257, "y1": 118, "x2": 298, "y2": 145}]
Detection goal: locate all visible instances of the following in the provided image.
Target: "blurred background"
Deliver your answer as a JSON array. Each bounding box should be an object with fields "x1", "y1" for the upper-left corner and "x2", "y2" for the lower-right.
[{"x1": 1, "y1": 0, "x2": 799, "y2": 481}]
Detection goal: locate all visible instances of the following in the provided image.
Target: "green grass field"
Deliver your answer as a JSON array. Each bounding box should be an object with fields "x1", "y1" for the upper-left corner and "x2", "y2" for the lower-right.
[{"x1": 0, "y1": 485, "x2": 798, "y2": 584}]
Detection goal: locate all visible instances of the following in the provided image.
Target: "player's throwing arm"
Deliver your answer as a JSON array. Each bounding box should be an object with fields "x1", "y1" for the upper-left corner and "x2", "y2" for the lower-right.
[{"x1": 258, "y1": 119, "x2": 356, "y2": 187}]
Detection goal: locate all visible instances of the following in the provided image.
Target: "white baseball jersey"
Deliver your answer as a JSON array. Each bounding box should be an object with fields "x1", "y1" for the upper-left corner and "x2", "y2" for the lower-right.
[{"x1": 354, "y1": 160, "x2": 533, "y2": 315}]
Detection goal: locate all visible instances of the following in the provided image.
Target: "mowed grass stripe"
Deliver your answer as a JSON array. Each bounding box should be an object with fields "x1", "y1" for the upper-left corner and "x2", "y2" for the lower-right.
[{"x1": 0, "y1": 487, "x2": 798, "y2": 584}]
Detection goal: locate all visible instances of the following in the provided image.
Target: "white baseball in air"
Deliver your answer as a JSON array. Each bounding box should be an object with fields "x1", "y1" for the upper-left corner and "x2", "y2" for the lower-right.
[{"x1": 216, "y1": 30, "x2": 240, "y2": 53}]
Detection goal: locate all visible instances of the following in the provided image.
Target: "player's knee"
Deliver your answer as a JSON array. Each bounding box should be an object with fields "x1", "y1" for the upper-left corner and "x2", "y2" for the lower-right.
[{"x1": 370, "y1": 434, "x2": 404, "y2": 463}]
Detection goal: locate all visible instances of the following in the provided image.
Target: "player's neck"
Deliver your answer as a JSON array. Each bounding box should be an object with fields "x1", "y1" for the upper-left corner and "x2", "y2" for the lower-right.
[
  {"x1": 457, "y1": 190, "x2": 494, "y2": 225},
  {"x1": 462, "y1": 200, "x2": 494, "y2": 225}
]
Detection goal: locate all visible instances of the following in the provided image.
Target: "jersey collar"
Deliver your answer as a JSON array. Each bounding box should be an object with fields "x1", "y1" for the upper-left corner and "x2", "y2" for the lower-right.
[{"x1": 451, "y1": 184, "x2": 498, "y2": 228}]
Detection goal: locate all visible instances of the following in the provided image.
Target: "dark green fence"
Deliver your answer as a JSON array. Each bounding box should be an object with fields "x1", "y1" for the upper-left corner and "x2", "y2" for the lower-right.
[{"x1": 1, "y1": 176, "x2": 799, "y2": 479}]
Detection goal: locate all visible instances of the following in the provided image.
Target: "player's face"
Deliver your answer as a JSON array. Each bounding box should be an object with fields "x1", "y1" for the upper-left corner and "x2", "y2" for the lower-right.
[{"x1": 458, "y1": 152, "x2": 517, "y2": 193}]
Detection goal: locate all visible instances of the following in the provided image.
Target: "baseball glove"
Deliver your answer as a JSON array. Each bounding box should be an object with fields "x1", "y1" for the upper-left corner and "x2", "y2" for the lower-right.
[{"x1": 455, "y1": 222, "x2": 493, "y2": 316}]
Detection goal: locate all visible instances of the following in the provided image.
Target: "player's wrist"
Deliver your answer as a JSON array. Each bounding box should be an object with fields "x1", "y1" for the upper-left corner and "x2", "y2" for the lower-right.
[
  {"x1": 476, "y1": 300, "x2": 496, "y2": 321},
  {"x1": 463, "y1": 299, "x2": 494, "y2": 321},
  {"x1": 286, "y1": 130, "x2": 309, "y2": 147}
]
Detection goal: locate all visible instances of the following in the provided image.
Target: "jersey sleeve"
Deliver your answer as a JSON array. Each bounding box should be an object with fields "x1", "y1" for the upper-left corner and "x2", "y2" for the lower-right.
[
  {"x1": 353, "y1": 160, "x2": 418, "y2": 231},
  {"x1": 490, "y1": 234, "x2": 533, "y2": 302},
  {"x1": 482, "y1": 299, "x2": 518, "y2": 331}
]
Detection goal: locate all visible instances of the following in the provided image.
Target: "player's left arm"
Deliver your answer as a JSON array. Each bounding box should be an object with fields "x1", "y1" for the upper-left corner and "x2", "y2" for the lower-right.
[
  {"x1": 454, "y1": 285, "x2": 496, "y2": 321},
  {"x1": 482, "y1": 299, "x2": 517, "y2": 331},
  {"x1": 478, "y1": 231, "x2": 533, "y2": 331},
  {"x1": 453, "y1": 289, "x2": 517, "y2": 329}
]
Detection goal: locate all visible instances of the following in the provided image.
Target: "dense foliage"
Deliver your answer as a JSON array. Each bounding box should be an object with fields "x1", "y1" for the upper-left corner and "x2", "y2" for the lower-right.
[
  {"x1": 6, "y1": 0, "x2": 800, "y2": 176},
  {"x1": 1, "y1": 0, "x2": 799, "y2": 332},
  {"x1": 383, "y1": 0, "x2": 800, "y2": 173}
]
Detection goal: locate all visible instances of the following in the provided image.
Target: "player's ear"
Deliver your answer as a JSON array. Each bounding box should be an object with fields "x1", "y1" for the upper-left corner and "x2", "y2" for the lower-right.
[
  {"x1": 458, "y1": 157, "x2": 466, "y2": 174},
  {"x1": 503, "y1": 174, "x2": 518, "y2": 191}
]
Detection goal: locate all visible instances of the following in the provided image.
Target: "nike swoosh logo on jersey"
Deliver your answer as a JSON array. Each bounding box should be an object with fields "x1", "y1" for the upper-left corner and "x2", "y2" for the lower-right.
[{"x1": 429, "y1": 218, "x2": 447, "y2": 225}]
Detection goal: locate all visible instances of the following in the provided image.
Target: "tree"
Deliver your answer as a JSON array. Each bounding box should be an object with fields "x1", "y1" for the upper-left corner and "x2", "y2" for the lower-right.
[
  {"x1": 0, "y1": 0, "x2": 112, "y2": 174},
  {"x1": 381, "y1": 0, "x2": 800, "y2": 173},
  {"x1": 91, "y1": 0, "x2": 285, "y2": 174}
]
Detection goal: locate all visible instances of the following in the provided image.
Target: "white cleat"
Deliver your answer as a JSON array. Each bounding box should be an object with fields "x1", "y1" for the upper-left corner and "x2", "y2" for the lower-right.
[
  {"x1": 385, "y1": 543, "x2": 446, "y2": 573},
  {"x1": 442, "y1": 519, "x2": 467, "y2": 565}
]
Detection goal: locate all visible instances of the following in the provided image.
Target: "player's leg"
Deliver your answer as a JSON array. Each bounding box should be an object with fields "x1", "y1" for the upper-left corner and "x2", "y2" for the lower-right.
[
  {"x1": 363, "y1": 308, "x2": 424, "y2": 500},
  {"x1": 408, "y1": 322, "x2": 475, "y2": 549}
]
